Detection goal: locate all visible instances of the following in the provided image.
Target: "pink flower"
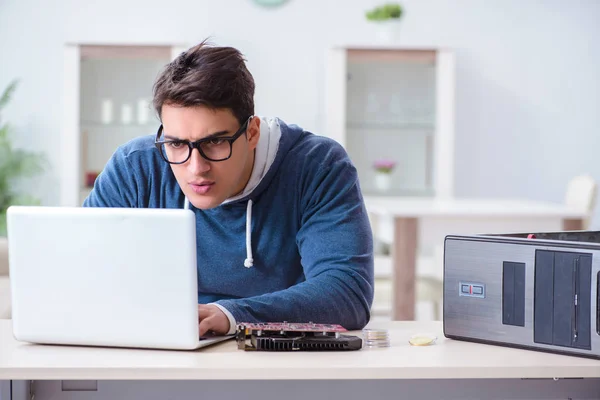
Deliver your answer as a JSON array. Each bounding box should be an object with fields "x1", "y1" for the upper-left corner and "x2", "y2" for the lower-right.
[{"x1": 373, "y1": 160, "x2": 396, "y2": 174}]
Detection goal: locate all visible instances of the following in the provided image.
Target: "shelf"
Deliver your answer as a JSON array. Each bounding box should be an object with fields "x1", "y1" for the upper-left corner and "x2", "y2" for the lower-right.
[
  {"x1": 348, "y1": 49, "x2": 436, "y2": 64},
  {"x1": 347, "y1": 122, "x2": 434, "y2": 130},
  {"x1": 81, "y1": 122, "x2": 158, "y2": 129},
  {"x1": 81, "y1": 45, "x2": 173, "y2": 60},
  {"x1": 61, "y1": 42, "x2": 188, "y2": 207},
  {"x1": 325, "y1": 46, "x2": 455, "y2": 205}
]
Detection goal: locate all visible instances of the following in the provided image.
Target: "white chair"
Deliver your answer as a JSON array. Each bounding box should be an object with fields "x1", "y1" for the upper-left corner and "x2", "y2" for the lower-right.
[
  {"x1": 565, "y1": 174, "x2": 597, "y2": 229},
  {"x1": 414, "y1": 244, "x2": 444, "y2": 320}
]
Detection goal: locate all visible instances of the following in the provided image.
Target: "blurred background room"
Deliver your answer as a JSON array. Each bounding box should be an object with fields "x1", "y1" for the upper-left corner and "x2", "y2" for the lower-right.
[{"x1": 1, "y1": 0, "x2": 599, "y2": 322}]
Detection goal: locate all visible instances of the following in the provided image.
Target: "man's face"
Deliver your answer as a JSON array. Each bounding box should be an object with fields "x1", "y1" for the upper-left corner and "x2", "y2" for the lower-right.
[{"x1": 160, "y1": 105, "x2": 260, "y2": 209}]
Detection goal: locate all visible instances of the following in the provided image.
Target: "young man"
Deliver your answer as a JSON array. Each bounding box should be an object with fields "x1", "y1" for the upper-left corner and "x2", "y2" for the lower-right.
[{"x1": 83, "y1": 40, "x2": 374, "y2": 336}]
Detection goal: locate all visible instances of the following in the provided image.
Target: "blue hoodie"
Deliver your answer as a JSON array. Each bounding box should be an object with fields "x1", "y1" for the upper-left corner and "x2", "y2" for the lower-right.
[{"x1": 83, "y1": 117, "x2": 374, "y2": 331}]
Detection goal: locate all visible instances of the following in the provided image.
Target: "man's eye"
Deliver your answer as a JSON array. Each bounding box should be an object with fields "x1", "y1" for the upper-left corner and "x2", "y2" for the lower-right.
[
  {"x1": 168, "y1": 141, "x2": 186, "y2": 149},
  {"x1": 208, "y1": 138, "x2": 225, "y2": 146}
]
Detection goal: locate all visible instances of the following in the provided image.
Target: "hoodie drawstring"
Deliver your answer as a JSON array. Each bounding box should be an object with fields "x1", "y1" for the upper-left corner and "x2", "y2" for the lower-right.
[
  {"x1": 184, "y1": 196, "x2": 254, "y2": 268},
  {"x1": 244, "y1": 199, "x2": 254, "y2": 268}
]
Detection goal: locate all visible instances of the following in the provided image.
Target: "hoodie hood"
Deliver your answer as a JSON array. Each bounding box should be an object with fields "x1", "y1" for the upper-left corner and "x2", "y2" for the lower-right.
[{"x1": 222, "y1": 116, "x2": 282, "y2": 204}]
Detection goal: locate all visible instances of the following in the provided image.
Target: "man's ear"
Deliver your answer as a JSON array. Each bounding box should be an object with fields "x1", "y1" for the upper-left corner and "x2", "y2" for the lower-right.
[{"x1": 247, "y1": 117, "x2": 260, "y2": 150}]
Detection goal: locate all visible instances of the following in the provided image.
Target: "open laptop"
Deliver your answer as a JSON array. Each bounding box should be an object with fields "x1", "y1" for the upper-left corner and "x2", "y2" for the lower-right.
[{"x1": 6, "y1": 205, "x2": 233, "y2": 350}]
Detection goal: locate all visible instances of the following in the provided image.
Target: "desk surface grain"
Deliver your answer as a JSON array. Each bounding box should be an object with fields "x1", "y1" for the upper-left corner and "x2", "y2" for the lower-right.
[{"x1": 1, "y1": 320, "x2": 599, "y2": 380}]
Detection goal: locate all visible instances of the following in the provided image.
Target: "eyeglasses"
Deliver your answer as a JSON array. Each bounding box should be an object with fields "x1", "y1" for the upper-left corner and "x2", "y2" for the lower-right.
[{"x1": 154, "y1": 116, "x2": 253, "y2": 164}]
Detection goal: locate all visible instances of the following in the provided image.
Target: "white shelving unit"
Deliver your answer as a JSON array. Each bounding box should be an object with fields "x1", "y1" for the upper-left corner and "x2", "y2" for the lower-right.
[
  {"x1": 61, "y1": 43, "x2": 187, "y2": 206},
  {"x1": 325, "y1": 45, "x2": 456, "y2": 320},
  {"x1": 325, "y1": 45, "x2": 456, "y2": 199}
]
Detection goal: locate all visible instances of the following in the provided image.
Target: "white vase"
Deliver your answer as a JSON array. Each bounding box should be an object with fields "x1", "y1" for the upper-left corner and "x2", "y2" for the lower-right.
[
  {"x1": 374, "y1": 173, "x2": 392, "y2": 192},
  {"x1": 374, "y1": 20, "x2": 401, "y2": 43},
  {"x1": 100, "y1": 99, "x2": 113, "y2": 125}
]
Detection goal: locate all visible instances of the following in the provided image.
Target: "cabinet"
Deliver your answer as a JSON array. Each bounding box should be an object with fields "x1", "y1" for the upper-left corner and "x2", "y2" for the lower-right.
[
  {"x1": 325, "y1": 46, "x2": 455, "y2": 198},
  {"x1": 325, "y1": 46, "x2": 456, "y2": 320},
  {"x1": 61, "y1": 43, "x2": 187, "y2": 206}
]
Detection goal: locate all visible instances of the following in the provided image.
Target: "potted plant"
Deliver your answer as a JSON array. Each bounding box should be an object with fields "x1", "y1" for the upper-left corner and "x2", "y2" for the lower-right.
[
  {"x1": 0, "y1": 80, "x2": 46, "y2": 237},
  {"x1": 365, "y1": 3, "x2": 404, "y2": 42},
  {"x1": 373, "y1": 159, "x2": 396, "y2": 192}
]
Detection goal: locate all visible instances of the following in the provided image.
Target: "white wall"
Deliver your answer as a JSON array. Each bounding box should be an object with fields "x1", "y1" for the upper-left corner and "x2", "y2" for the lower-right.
[{"x1": 1, "y1": 0, "x2": 599, "y2": 223}]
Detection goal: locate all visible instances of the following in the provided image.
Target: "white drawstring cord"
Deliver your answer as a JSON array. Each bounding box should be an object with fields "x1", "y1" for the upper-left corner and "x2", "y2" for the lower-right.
[
  {"x1": 185, "y1": 195, "x2": 254, "y2": 268},
  {"x1": 244, "y1": 199, "x2": 254, "y2": 268}
]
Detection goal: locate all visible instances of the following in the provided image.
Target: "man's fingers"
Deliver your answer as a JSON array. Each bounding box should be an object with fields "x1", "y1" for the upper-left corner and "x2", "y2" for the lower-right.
[
  {"x1": 198, "y1": 317, "x2": 214, "y2": 337},
  {"x1": 198, "y1": 305, "x2": 211, "y2": 321},
  {"x1": 198, "y1": 305, "x2": 214, "y2": 337}
]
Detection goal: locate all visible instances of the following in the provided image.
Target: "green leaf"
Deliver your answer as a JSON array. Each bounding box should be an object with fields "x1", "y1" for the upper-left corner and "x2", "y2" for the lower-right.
[
  {"x1": 365, "y1": 3, "x2": 403, "y2": 21},
  {"x1": 0, "y1": 80, "x2": 18, "y2": 112},
  {"x1": 9, "y1": 150, "x2": 46, "y2": 178},
  {"x1": 0, "y1": 79, "x2": 46, "y2": 219},
  {"x1": 0, "y1": 123, "x2": 9, "y2": 141},
  {"x1": 0, "y1": 211, "x2": 6, "y2": 237}
]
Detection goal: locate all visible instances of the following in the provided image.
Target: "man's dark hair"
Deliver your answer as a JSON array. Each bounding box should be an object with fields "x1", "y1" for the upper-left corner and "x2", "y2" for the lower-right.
[{"x1": 152, "y1": 39, "x2": 255, "y2": 125}]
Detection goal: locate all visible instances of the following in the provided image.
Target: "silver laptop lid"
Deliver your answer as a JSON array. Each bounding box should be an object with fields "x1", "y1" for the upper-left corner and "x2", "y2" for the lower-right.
[{"x1": 7, "y1": 206, "x2": 201, "y2": 350}]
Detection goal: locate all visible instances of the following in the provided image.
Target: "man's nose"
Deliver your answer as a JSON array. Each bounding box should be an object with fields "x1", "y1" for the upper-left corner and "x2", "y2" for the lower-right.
[{"x1": 187, "y1": 148, "x2": 211, "y2": 173}]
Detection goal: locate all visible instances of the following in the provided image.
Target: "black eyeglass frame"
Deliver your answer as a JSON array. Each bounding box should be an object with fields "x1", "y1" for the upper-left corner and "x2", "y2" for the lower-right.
[{"x1": 154, "y1": 116, "x2": 253, "y2": 164}]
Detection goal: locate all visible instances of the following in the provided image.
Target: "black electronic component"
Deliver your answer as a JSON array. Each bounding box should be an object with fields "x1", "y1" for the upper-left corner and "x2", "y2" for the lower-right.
[{"x1": 236, "y1": 322, "x2": 363, "y2": 351}]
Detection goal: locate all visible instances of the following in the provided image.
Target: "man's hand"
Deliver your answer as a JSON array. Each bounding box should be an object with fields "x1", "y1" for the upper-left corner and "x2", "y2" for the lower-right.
[{"x1": 198, "y1": 304, "x2": 230, "y2": 336}]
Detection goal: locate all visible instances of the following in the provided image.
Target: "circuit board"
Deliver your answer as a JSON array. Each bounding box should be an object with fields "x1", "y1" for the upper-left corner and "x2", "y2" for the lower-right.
[
  {"x1": 238, "y1": 322, "x2": 348, "y2": 333},
  {"x1": 236, "y1": 322, "x2": 362, "y2": 352}
]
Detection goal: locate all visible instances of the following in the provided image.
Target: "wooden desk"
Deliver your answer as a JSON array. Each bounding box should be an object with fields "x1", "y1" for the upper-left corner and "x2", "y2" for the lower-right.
[
  {"x1": 2, "y1": 320, "x2": 599, "y2": 400},
  {"x1": 364, "y1": 196, "x2": 589, "y2": 320}
]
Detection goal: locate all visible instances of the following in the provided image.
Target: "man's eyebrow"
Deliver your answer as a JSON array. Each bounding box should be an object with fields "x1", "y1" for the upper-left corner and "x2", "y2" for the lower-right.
[
  {"x1": 164, "y1": 135, "x2": 183, "y2": 141},
  {"x1": 163, "y1": 130, "x2": 230, "y2": 141}
]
